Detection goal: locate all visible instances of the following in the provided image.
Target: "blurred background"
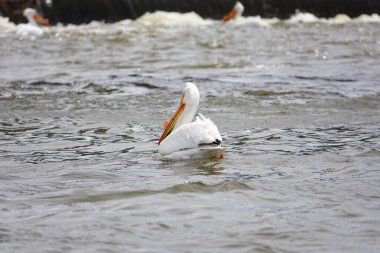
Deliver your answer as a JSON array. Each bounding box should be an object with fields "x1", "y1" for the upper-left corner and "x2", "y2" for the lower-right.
[{"x1": 1, "y1": 0, "x2": 380, "y2": 24}]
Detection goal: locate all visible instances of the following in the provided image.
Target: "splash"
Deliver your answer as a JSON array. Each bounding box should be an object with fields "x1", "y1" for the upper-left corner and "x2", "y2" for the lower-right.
[
  {"x1": 287, "y1": 12, "x2": 320, "y2": 24},
  {"x1": 323, "y1": 13, "x2": 380, "y2": 24},
  {"x1": 352, "y1": 13, "x2": 380, "y2": 23},
  {"x1": 136, "y1": 11, "x2": 212, "y2": 26},
  {"x1": 286, "y1": 11, "x2": 380, "y2": 24},
  {"x1": 0, "y1": 17, "x2": 15, "y2": 32},
  {"x1": 1, "y1": 11, "x2": 380, "y2": 39},
  {"x1": 227, "y1": 16, "x2": 279, "y2": 27}
]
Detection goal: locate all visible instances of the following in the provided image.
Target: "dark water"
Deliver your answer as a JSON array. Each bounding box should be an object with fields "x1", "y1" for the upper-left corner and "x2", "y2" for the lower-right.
[{"x1": 1, "y1": 13, "x2": 380, "y2": 252}]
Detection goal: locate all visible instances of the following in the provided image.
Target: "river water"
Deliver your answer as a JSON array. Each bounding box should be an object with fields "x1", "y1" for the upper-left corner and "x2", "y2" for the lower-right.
[{"x1": 1, "y1": 12, "x2": 380, "y2": 253}]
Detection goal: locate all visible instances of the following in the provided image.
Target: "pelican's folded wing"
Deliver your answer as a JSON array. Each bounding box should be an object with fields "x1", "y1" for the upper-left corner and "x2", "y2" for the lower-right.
[{"x1": 158, "y1": 114, "x2": 222, "y2": 156}]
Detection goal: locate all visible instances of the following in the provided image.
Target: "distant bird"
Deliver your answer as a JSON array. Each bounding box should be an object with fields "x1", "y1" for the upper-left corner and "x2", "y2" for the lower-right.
[
  {"x1": 16, "y1": 8, "x2": 50, "y2": 39},
  {"x1": 223, "y1": 2, "x2": 244, "y2": 22},
  {"x1": 158, "y1": 82, "x2": 224, "y2": 159},
  {"x1": 23, "y1": 8, "x2": 50, "y2": 27}
]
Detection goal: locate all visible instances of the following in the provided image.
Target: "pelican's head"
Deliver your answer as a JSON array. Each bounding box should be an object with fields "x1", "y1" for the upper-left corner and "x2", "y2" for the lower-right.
[
  {"x1": 181, "y1": 82, "x2": 200, "y2": 107},
  {"x1": 223, "y1": 2, "x2": 244, "y2": 22},
  {"x1": 23, "y1": 8, "x2": 36, "y2": 16},
  {"x1": 158, "y1": 82, "x2": 200, "y2": 145},
  {"x1": 23, "y1": 8, "x2": 50, "y2": 27}
]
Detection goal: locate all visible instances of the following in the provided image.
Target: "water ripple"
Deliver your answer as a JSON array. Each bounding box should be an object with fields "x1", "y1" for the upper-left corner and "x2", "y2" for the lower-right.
[
  {"x1": 36, "y1": 181, "x2": 253, "y2": 204},
  {"x1": 226, "y1": 126, "x2": 380, "y2": 155}
]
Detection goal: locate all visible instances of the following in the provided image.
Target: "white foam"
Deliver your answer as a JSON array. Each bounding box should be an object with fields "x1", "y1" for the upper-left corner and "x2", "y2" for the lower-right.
[
  {"x1": 228, "y1": 16, "x2": 279, "y2": 27},
  {"x1": 0, "y1": 17, "x2": 15, "y2": 32},
  {"x1": 136, "y1": 11, "x2": 212, "y2": 26},
  {"x1": 326, "y1": 14, "x2": 351, "y2": 24},
  {"x1": 352, "y1": 13, "x2": 380, "y2": 23},
  {"x1": 54, "y1": 20, "x2": 108, "y2": 34},
  {"x1": 286, "y1": 11, "x2": 380, "y2": 25},
  {"x1": 1, "y1": 11, "x2": 380, "y2": 39},
  {"x1": 287, "y1": 12, "x2": 320, "y2": 24}
]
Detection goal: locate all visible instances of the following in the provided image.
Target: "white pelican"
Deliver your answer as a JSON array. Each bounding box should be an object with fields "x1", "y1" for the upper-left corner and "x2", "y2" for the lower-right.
[
  {"x1": 223, "y1": 2, "x2": 244, "y2": 22},
  {"x1": 16, "y1": 8, "x2": 50, "y2": 39},
  {"x1": 158, "y1": 82, "x2": 224, "y2": 160}
]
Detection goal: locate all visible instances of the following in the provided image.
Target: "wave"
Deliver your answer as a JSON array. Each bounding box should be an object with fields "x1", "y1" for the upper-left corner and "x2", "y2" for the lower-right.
[
  {"x1": 0, "y1": 11, "x2": 380, "y2": 33},
  {"x1": 136, "y1": 11, "x2": 212, "y2": 26},
  {"x1": 0, "y1": 17, "x2": 15, "y2": 32},
  {"x1": 124, "y1": 11, "x2": 380, "y2": 27},
  {"x1": 1, "y1": 11, "x2": 380, "y2": 38},
  {"x1": 36, "y1": 181, "x2": 253, "y2": 204},
  {"x1": 286, "y1": 12, "x2": 380, "y2": 24},
  {"x1": 226, "y1": 126, "x2": 380, "y2": 155}
]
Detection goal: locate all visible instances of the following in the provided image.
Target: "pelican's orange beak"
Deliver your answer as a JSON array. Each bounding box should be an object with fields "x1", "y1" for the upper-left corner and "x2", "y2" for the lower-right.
[
  {"x1": 223, "y1": 9, "x2": 237, "y2": 22},
  {"x1": 158, "y1": 94, "x2": 186, "y2": 145},
  {"x1": 33, "y1": 13, "x2": 50, "y2": 27}
]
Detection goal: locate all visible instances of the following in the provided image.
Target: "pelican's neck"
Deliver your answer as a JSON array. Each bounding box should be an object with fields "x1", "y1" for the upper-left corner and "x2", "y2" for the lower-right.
[
  {"x1": 235, "y1": 2, "x2": 244, "y2": 18},
  {"x1": 173, "y1": 101, "x2": 198, "y2": 131},
  {"x1": 171, "y1": 82, "x2": 200, "y2": 132},
  {"x1": 25, "y1": 13, "x2": 37, "y2": 26}
]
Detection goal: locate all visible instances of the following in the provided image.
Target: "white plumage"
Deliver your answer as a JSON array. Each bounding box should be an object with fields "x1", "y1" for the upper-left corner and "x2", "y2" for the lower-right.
[
  {"x1": 159, "y1": 113, "x2": 222, "y2": 155},
  {"x1": 16, "y1": 8, "x2": 48, "y2": 40},
  {"x1": 158, "y1": 83, "x2": 224, "y2": 159},
  {"x1": 16, "y1": 23, "x2": 44, "y2": 39}
]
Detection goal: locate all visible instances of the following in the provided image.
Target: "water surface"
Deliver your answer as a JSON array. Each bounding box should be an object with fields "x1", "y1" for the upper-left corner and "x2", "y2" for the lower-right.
[{"x1": 1, "y1": 12, "x2": 380, "y2": 253}]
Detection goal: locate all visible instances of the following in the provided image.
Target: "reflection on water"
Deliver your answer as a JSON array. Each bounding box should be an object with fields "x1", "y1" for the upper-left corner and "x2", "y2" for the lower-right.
[{"x1": 1, "y1": 11, "x2": 380, "y2": 253}]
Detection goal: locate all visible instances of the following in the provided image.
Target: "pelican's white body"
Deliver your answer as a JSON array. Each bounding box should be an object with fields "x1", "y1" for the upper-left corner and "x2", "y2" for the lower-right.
[
  {"x1": 159, "y1": 113, "x2": 223, "y2": 156},
  {"x1": 16, "y1": 8, "x2": 44, "y2": 39},
  {"x1": 16, "y1": 23, "x2": 43, "y2": 39},
  {"x1": 158, "y1": 83, "x2": 224, "y2": 159}
]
